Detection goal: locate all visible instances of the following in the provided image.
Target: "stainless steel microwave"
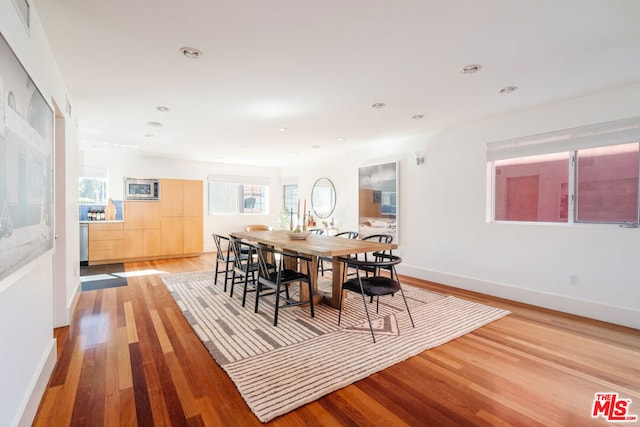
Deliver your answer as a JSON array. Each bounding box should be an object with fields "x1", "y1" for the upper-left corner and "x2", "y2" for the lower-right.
[{"x1": 124, "y1": 178, "x2": 160, "y2": 200}]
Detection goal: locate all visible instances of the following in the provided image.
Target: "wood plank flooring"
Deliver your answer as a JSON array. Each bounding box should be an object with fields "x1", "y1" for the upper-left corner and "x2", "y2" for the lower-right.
[{"x1": 34, "y1": 254, "x2": 640, "y2": 426}]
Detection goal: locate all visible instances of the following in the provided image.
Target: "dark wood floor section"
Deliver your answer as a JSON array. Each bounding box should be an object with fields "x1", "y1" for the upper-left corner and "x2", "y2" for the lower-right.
[{"x1": 34, "y1": 254, "x2": 640, "y2": 426}]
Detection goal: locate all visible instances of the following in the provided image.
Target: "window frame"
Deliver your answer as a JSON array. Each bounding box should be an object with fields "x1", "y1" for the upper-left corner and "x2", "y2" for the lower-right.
[
  {"x1": 207, "y1": 174, "x2": 270, "y2": 216},
  {"x1": 487, "y1": 117, "x2": 640, "y2": 226},
  {"x1": 78, "y1": 166, "x2": 108, "y2": 206}
]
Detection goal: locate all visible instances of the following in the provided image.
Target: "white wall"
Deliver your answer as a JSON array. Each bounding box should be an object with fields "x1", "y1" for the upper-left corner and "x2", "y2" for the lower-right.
[
  {"x1": 283, "y1": 83, "x2": 640, "y2": 330},
  {"x1": 1, "y1": 2, "x2": 77, "y2": 425},
  {"x1": 79, "y1": 150, "x2": 282, "y2": 252}
]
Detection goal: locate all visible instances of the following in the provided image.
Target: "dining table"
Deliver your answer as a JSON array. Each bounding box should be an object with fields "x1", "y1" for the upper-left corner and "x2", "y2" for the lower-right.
[{"x1": 229, "y1": 230, "x2": 397, "y2": 308}]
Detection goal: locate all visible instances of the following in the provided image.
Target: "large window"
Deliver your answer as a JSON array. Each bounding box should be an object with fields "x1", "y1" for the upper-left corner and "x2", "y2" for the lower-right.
[
  {"x1": 283, "y1": 184, "x2": 298, "y2": 214},
  {"x1": 208, "y1": 175, "x2": 269, "y2": 215},
  {"x1": 488, "y1": 117, "x2": 640, "y2": 225},
  {"x1": 79, "y1": 166, "x2": 107, "y2": 205}
]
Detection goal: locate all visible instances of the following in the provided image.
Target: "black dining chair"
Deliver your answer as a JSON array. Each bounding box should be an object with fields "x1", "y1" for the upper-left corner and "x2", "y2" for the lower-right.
[
  {"x1": 340, "y1": 234, "x2": 393, "y2": 280},
  {"x1": 253, "y1": 244, "x2": 315, "y2": 326},
  {"x1": 212, "y1": 233, "x2": 246, "y2": 291},
  {"x1": 319, "y1": 231, "x2": 359, "y2": 276},
  {"x1": 228, "y1": 236, "x2": 259, "y2": 299},
  {"x1": 336, "y1": 253, "x2": 414, "y2": 343}
]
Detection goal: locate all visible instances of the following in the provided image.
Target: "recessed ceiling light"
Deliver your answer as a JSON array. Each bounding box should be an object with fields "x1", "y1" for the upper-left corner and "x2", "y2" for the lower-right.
[
  {"x1": 337, "y1": 137, "x2": 346, "y2": 141},
  {"x1": 311, "y1": 145, "x2": 321, "y2": 149},
  {"x1": 157, "y1": 106, "x2": 170, "y2": 112},
  {"x1": 500, "y1": 85, "x2": 519, "y2": 94},
  {"x1": 180, "y1": 47, "x2": 202, "y2": 59},
  {"x1": 412, "y1": 114, "x2": 424, "y2": 120},
  {"x1": 278, "y1": 127, "x2": 288, "y2": 132},
  {"x1": 371, "y1": 103, "x2": 386, "y2": 109},
  {"x1": 461, "y1": 64, "x2": 482, "y2": 74},
  {"x1": 147, "y1": 121, "x2": 163, "y2": 127}
]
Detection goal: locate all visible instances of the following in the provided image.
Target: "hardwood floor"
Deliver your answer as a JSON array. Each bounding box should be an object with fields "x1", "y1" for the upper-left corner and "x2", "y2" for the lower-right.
[{"x1": 34, "y1": 254, "x2": 640, "y2": 426}]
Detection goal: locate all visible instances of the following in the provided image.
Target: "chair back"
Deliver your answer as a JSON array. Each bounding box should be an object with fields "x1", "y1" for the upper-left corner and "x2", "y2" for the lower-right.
[
  {"x1": 361, "y1": 234, "x2": 392, "y2": 243},
  {"x1": 335, "y1": 231, "x2": 358, "y2": 239},
  {"x1": 309, "y1": 229, "x2": 324, "y2": 235},
  {"x1": 229, "y1": 236, "x2": 255, "y2": 270},
  {"x1": 212, "y1": 233, "x2": 229, "y2": 261},
  {"x1": 254, "y1": 244, "x2": 278, "y2": 279},
  {"x1": 339, "y1": 253, "x2": 402, "y2": 279},
  {"x1": 246, "y1": 224, "x2": 272, "y2": 232}
]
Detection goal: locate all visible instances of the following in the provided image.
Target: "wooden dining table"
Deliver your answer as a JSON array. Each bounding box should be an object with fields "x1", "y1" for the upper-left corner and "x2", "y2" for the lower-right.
[{"x1": 230, "y1": 230, "x2": 396, "y2": 308}]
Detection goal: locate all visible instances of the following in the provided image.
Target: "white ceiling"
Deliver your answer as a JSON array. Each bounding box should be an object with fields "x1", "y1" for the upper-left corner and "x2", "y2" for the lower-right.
[{"x1": 33, "y1": 0, "x2": 640, "y2": 167}]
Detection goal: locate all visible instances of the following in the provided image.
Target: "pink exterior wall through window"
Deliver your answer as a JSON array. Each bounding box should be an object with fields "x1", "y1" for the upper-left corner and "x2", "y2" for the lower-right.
[
  {"x1": 494, "y1": 143, "x2": 639, "y2": 223},
  {"x1": 495, "y1": 153, "x2": 569, "y2": 222}
]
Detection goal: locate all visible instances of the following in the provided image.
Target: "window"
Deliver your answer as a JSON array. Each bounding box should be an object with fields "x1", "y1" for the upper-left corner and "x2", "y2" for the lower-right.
[
  {"x1": 79, "y1": 166, "x2": 107, "y2": 205},
  {"x1": 283, "y1": 184, "x2": 298, "y2": 215},
  {"x1": 494, "y1": 153, "x2": 569, "y2": 222},
  {"x1": 488, "y1": 117, "x2": 640, "y2": 225},
  {"x1": 208, "y1": 175, "x2": 269, "y2": 215},
  {"x1": 576, "y1": 143, "x2": 639, "y2": 223},
  {"x1": 240, "y1": 184, "x2": 267, "y2": 214}
]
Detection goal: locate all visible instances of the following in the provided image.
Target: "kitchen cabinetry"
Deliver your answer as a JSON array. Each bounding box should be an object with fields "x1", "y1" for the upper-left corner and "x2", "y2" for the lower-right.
[
  {"x1": 87, "y1": 178, "x2": 203, "y2": 265},
  {"x1": 123, "y1": 201, "x2": 162, "y2": 259},
  {"x1": 88, "y1": 222, "x2": 123, "y2": 263},
  {"x1": 160, "y1": 179, "x2": 203, "y2": 256}
]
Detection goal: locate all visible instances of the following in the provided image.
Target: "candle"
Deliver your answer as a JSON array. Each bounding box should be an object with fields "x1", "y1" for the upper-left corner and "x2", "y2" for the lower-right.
[
  {"x1": 303, "y1": 198, "x2": 306, "y2": 215},
  {"x1": 297, "y1": 199, "x2": 300, "y2": 217}
]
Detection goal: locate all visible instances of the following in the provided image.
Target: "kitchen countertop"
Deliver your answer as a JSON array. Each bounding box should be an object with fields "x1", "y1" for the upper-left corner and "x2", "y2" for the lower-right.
[{"x1": 80, "y1": 220, "x2": 124, "y2": 224}]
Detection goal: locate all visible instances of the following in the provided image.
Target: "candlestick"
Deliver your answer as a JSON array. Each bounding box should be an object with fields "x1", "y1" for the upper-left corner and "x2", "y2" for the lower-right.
[{"x1": 289, "y1": 208, "x2": 293, "y2": 231}]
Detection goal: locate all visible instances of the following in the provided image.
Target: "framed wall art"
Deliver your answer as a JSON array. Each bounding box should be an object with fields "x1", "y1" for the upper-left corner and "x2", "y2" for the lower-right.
[
  {"x1": 0, "y1": 32, "x2": 54, "y2": 282},
  {"x1": 358, "y1": 161, "x2": 398, "y2": 242}
]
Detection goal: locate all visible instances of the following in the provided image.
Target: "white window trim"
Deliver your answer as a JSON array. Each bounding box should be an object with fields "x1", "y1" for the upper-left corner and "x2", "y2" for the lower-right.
[{"x1": 487, "y1": 116, "x2": 640, "y2": 162}]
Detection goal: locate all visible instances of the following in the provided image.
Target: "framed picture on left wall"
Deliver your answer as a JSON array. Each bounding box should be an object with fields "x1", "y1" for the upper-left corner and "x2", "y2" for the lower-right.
[{"x1": 0, "y1": 32, "x2": 54, "y2": 282}]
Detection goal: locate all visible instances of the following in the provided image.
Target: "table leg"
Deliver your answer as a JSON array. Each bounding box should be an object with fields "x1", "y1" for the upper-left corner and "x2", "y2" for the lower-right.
[
  {"x1": 330, "y1": 257, "x2": 345, "y2": 309},
  {"x1": 299, "y1": 255, "x2": 321, "y2": 304}
]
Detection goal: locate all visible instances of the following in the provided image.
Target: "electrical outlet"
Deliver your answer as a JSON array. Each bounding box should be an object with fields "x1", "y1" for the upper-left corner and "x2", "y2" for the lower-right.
[{"x1": 569, "y1": 275, "x2": 579, "y2": 286}]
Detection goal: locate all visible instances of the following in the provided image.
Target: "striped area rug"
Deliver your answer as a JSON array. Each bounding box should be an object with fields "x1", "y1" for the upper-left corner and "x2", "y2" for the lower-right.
[{"x1": 162, "y1": 270, "x2": 510, "y2": 423}]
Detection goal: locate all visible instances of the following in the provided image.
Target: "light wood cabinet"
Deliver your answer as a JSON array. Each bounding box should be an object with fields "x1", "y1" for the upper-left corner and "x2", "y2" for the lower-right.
[
  {"x1": 160, "y1": 179, "x2": 183, "y2": 217},
  {"x1": 88, "y1": 222, "x2": 123, "y2": 263},
  {"x1": 123, "y1": 201, "x2": 162, "y2": 258},
  {"x1": 160, "y1": 179, "x2": 203, "y2": 256},
  {"x1": 161, "y1": 217, "x2": 184, "y2": 255}
]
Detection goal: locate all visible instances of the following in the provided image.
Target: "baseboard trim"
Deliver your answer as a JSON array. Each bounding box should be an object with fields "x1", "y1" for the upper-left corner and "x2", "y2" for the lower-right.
[
  {"x1": 68, "y1": 279, "x2": 81, "y2": 321},
  {"x1": 399, "y1": 264, "x2": 640, "y2": 330},
  {"x1": 17, "y1": 338, "x2": 57, "y2": 427}
]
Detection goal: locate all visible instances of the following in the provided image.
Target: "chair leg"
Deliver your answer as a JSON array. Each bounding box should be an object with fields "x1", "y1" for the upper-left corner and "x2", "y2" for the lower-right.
[
  {"x1": 214, "y1": 259, "x2": 220, "y2": 285},
  {"x1": 308, "y1": 280, "x2": 315, "y2": 318},
  {"x1": 224, "y1": 258, "x2": 232, "y2": 290},
  {"x1": 338, "y1": 288, "x2": 345, "y2": 325},
  {"x1": 273, "y1": 282, "x2": 281, "y2": 326},
  {"x1": 360, "y1": 290, "x2": 376, "y2": 343},
  {"x1": 399, "y1": 287, "x2": 415, "y2": 328},
  {"x1": 229, "y1": 271, "x2": 236, "y2": 295},
  {"x1": 241, "y1": 275, "x2": 249, "y2": 307},
  {"x1": 254, "y1": 281, "x2": 261, "y2": 313}
]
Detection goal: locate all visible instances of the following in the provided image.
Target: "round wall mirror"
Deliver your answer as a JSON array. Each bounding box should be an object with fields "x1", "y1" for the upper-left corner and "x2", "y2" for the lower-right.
[{"x1": 311, "y1": 177, "x2": 336, "y2": 219}]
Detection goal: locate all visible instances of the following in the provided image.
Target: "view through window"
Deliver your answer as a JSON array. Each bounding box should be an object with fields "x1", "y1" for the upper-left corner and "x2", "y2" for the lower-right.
[{"x1": 489, "y1": 118, "x2": 640, "y2": 225}]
